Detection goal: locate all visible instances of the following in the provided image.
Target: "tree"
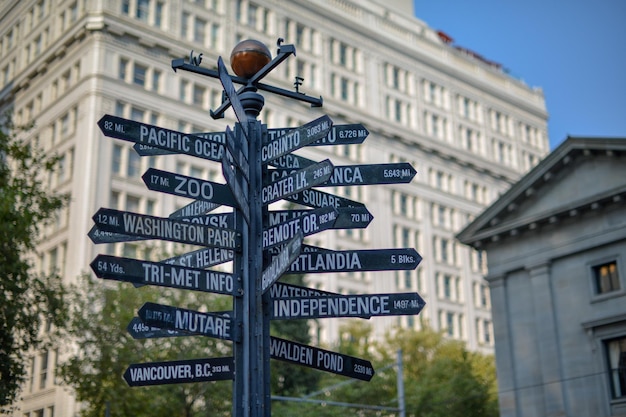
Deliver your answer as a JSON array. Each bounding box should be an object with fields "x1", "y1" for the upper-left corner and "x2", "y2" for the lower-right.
[
  {"x1": 59, "y1": 274, "x2": 234, "y2": 417},
  {"x1": 0, "y1": 114, "x2": 68, "y2": 412},
  {"x1": 288, "y1": 322, "x2": 499, "y2": 417}
]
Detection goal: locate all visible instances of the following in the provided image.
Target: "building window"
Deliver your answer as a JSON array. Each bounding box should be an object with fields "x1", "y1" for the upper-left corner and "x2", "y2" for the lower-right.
[
  {"x1": 133, "y1": 64, "x2": 147, "y2": 87},
  {"x1": 136, "y1": 0, "x2": 149, "y2": 21},
  {"x1": 606, "y1": 336, "x2": 626, "y2": 398},
  {"x1": 39, "y1": 351, "x2": 49, "y2": 389},
  {"x1": 593, "y1": 261, "x2": 620, "y2": 294}
]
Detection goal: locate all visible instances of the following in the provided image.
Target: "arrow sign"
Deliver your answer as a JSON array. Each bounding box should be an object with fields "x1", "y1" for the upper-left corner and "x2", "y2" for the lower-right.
[
  {"x1": 266, "y1": 123, "x2": 368, "y2": 147},
  {"x1": 142, "y1": 168, "x2": 238, "y2": 207},
  {"x1": 261, "y1": 232, "x2": 303, "y2": 293},
  {"x1": 261, "y1": 159, "x2": 334, "y2": 205},
  {"x1": 127, "y1": 317, "x2": 187, "y2": 339},
  {"x1": 97, "y1": 115, "x2": 225, "y2": 162},
  {"x1": 125, "y1": 322, "x2": 372, "y2": 381},
  {"x1": 271, "y1": 292, "x2": 426, "y2": 320},
  {"x1": 169, "y1": 200, "x2": 221, "y2": 219},
  {"x1": 262, "y1": 206, "x2": 338, "y2": 249},
  {"x1": 92, "y1": 208, "x2": 242, "y2": 250},
  {"x1": 261, "y1": 115, "x2": 332, "y2": 164},
  {"x1": 133, "y1": 123, "x2": 366, "y2": 157},
  {"x1": 283, "y1": 247, "x2": 422, "y2": 274},
  {"x1": 284, "y1": 188, "x2": 364, "y2": 209},
  {"x1": 268, "y1": 206, "x2": 373, "y2": 230},
  {"x1": 162, "y1": 247, "x2": 234, "y2": 269},
  {"x1": 269, "y1": 282, "x2": 348, "y2": 299},
  {"x1": 270, "y1": 162, "x2": 417, "y2": 187},
  {"x1": 138, "y1": 302, "x2": 234, "y2": 341},
  {"x1": 123, "y1": 356, "x2": 234, "y2": 386},
  {"x1": 88, "y1": 225, "x2": 149, "y2": 244},
  {"x1": 134, "y1": 131, "x2": 227, "y2": 156},
  {"x1": 269, "y1": 337, "x2": 374, "y2": 381},
  {"x1": 268, "y1": 153, "x2": 315, "y2": 169},
  {"x1": 90, "y1": 255, "x2": 235, "y2": 296},
  {"x1": 217, "y1": 56, "x2": 249, "y2": 139},
  {"x1": 221, "y1": 151, "x2": 250, "y2": 224},
  {"x1": 168, "y1": 212, "x2": 234, "y2": 229}
]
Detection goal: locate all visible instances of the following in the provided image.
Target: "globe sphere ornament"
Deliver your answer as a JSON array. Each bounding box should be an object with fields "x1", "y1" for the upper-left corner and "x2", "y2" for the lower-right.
[{"x1": 230, "y1": 39, "x2": 272, "y2": 79}]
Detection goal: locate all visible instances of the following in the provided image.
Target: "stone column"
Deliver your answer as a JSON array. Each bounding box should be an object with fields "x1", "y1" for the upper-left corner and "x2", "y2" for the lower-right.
[{"x1": 529, "y1": 262, "x2": 566, "y2": 416}]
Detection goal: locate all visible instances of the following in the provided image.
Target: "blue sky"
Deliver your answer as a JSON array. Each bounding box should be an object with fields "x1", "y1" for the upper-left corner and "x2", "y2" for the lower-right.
[{"x1": 413, "y1": 0, "x2": 626, "y2": 150}]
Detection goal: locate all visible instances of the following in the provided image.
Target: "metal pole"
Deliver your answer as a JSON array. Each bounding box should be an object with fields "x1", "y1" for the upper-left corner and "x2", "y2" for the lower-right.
[
  {"x1": 232, "y1": 87, "x2": 268, "y2": 417},
  {"x1": 397, "y1": 349, "x2": 406, "y2": 417}
]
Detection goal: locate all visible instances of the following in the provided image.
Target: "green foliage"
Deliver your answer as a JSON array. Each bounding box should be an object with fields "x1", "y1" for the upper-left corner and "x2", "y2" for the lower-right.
[
  {"x1": 280, "y1": 322, "x2": 499, "y2": 417},
  {"x1": 60, "y1": 272, "x2": 321, "y2": 417},
  {"x1": 59, "y1": 275, "x2": 234, "y2": 417},
  {"x1": 0, "y1": 114, "x2": 69, "y2": 411}
]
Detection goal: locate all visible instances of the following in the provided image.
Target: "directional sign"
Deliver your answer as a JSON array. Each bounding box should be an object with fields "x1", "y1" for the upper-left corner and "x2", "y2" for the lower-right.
[
  {"x1": 169, "y1": 199, "x2": 220, "y2": 219},
  {"x1": 271, "y1": 292, "x2": 426, "y2": 320},
  {"x1": 134, "y1": 130, "x2": 227, "y2": 156},
  {"x1": 222, "y1": 151, "x2": 250, "y2": 224},
  {"x1": 284, "y1": 188, "x2": 364, "y2": 209},
  {"x1": 138, "y1": 302, "x2": 234, "y2": 341},
  {"x1": 90, "y1": 255, "x2": 235, "y2": 296},
  {"x1": 126, "y1": 320, "x2": 371, "y2": 381},
  {"x1": 269, "y1": 282, "x2": 347, "y2": 299},
  {"x1": 265, "y1": 123, "x2": 368, "y2": 147},
  {"x1": 127, "y1": 317, "x2": 187, "y2": 339},
  {"x1": 133, "y1": 123, "x2": 366, "y2": 158},
  {"x1": 162, "y1": 247, "x2": 234, "y2": 269},
  {"x1": 97, "y1": 115, "x2": 225, "y2": 162},
  {"x1": 268, "y1": 206, "x2": 373, "y2": 230},
  {"x1": 262, "y1": 159, "x2": 334, "y2": 205},
  {"x1": 261, "y1": 115, "x2": 332, "y2": 164},
  {"x1": 88, "y1": 225, "x2": 148, "y2": 244},
  {"x1": 262, "y1": 206, "x2": 338, "y2": 249},
  {"x1": 281, "y1": 247, "x2": 422, "y2": 274},
  {"x1": 123, "y1": 356, "x2": 234, "y2": 386},
  {"x1": 93, "y1": 208, "x2": 242, "y2": 250},
  {"x1": 217, "y1": 56, "x2": 249, "y2": 139},
  {"x1": 269, "y1": 337, "x2": 374, "y2": 381},
  {"x1": 261, "y1": 232, "x2": 303, "y2": 293},
  {"x1": 270, "y1": 162, "x2": 417, "y2": 187},
  {"x1": 171, "y1": 212, "x2": 235, "y2": 229},
  {"x1": 268, "y1": 153, "x2": 315, "y2": 169},
  {"x1": 143, "y1": 168, "x2": 238, "y2": 207}
]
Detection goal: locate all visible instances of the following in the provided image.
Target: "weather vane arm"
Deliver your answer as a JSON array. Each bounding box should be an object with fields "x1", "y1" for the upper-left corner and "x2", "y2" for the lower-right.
[{"x1": 172, "y1": 41, "x2": 323, "y2": 120}]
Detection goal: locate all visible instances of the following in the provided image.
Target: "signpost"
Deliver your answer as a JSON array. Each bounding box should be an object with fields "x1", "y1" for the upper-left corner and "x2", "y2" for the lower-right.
[
  {"x1": 138, "y1": 302, "x2": 234, "y2": 341},
  {"x1": 260, "y1": 231, "x2": 303, "y2": 293},
  {"x1": 90, "y1": 254, "x2": 236, "y2": 296},
  {"x1": 93, "y1": 208, "x2": 241, "y2": 250},
  {"x1": 125, "y1": 318, "x2": 373, "y2": 381},
  {"x1": 90, "y1": 39, "x2": 425, "y2": 417},
  {"x1": 281, "y1": 247, "x2": 422, "y2": 274},
  {"x1": 270, "y1": 162, "x2": 417, "y2": 187},
  {"x1": 261, "y1": 159, "x2": 334, "y2": 205},
  {"x1": 123, "y1": 357, "x2": 234, "y2": 386},
  {"x1": 268, "y1": 206, "x2": 373, "y2": 230},
  {"x1": 271, "y1": 292, "x2": 425, "y2": 320},
  {"x1": 142, "y1": 168, "x2": 238, "y2": 207},
  {"x1": 260, "y1": 115, "x2": 333, "y2": 164}
]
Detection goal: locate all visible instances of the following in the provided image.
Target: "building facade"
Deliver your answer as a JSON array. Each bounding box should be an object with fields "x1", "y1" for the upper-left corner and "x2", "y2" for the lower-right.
[
  {"x1": 458, "y1": 137, "x2": 626, "y2": 417},
  {"x1": 1, "y1": 0, "x2": 549, "y2": 415}
]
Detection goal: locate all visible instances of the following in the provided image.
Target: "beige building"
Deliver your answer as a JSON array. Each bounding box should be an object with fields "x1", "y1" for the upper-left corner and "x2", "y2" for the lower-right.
[
  {"x1": 1, "y1": 0, "x2": 549, "y2": 415},
  {"x1": 458, "y1": 137, "x2": 626, "y2": 417}
]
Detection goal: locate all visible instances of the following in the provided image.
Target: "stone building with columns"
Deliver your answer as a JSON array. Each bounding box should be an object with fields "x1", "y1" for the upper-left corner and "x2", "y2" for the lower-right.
[{"x1": 458, "y1": 137, "x2": 626, "y2": 417}]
